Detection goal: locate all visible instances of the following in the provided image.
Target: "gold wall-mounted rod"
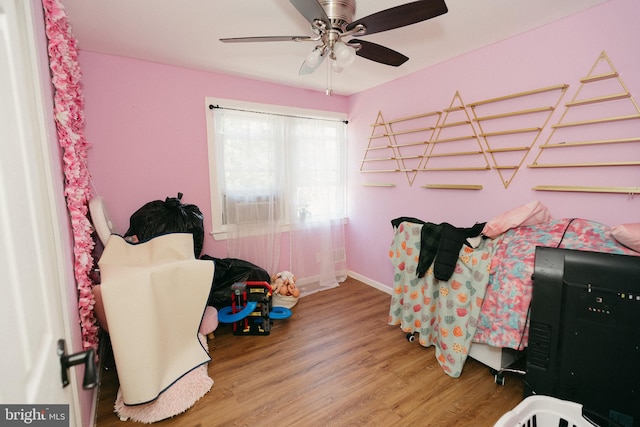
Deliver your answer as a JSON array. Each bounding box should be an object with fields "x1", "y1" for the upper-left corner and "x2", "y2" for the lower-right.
[
  {"x1": 421, "y1": 184, "x2": 483, "y2": 190},
  {"x1": 365, "y1": 145, "x2": 393, "y2": 151},
  {"x1": 552, "y1": 114, "x2": 640, "y2": 128},
  {"x1": 479, "y1": 127, "x2": 541, "y2": 137},
  {"x1": 421, "y1": 166, "x2": 491, "y2": 171},
  {"x1": 565, "y1": 92, "x2": 630, "y2": 107},
  {"x1": 442, "y1": 105, "x2": 466, "y2": 113},
  {"x1": 379, "y1": 110, "x2": 441, "y2": 124},
  {"x1": 436, "y1": 120, "x2": 471, "y2": 128},
  {"x1": 362, "y1": 183, "x2": 396, "y2": 187},
  {"x1": 529, "y1": 161, "x2": 640, "y2": 168},
  {"x1": 361, "y1": 157, "x2": 395, "y2": 162},
  {"x1": 389, "y1": 141, "x2": 429, "y2": 148},
  {"x1": 580, "y1": 71, "x2": 618, "y2": 83},
  {"x1": 533, "y1": 185, "x2": 639, "y2": 194},
  {"x1": 425, "y1": 150, "x2": 483, "y2": 158},
  {"x1": 385, "y1": 126, "x2": 435, "y2": 136},
  {"x1": 432, "y1": 135, "x2": 477, "y2": 143},
  {"x1": 485, "y1": 146, "x2": 530, "y2": 153},
  {"x1": 473, "y1": 106, "x2": 554, "y2": 122},
  {"x1": 468, "y1": 84, "x2": 569, "y2": 107},
  {"x1": 540, "y1": 137, "x2": 640, "y2": 149}
]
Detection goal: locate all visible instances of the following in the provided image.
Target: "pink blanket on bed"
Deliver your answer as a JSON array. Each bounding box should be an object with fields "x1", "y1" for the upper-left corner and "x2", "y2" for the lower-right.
[{"x1": 473, "y1": 218, "x2": 639, "y2": 350}]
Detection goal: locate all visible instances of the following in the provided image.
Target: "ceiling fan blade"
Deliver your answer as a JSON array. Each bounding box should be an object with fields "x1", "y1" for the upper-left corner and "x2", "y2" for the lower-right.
[
  {"x1": 346, "y1": 0, "x2": 448, "y2": 36},
  {"x1": 220, "y1": 36, "x2": 313, "y2": 43},
  {"x1": 348, "y1": 39, "x2": 408, "y2": 67},
  {"x1": 290, "y1": 0, "x2": 331, "y2": 28}
]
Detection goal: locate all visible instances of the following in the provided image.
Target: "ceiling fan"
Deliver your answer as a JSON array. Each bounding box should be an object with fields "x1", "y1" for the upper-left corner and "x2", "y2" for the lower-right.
[{"x1": 220, "y1": 0, "x2": 448, "y2": 94}]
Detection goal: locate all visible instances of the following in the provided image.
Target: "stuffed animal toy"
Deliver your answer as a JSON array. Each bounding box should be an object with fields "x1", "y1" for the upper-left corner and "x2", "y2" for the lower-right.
[{"x1": 271, "y1": 271, "x2": 300, "y2": 298}]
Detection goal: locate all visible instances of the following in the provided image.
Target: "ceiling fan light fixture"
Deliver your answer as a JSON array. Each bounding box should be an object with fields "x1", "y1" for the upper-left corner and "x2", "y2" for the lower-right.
[
  {"x1": 222, "y1": 0, "x2": 450, "y2": 95},
  {"x1": 304, "y1": 47, "x2": 323, "y2": 68},
  {"x1": 333, "y1": 41, "x2": 356, "y2": 68}
]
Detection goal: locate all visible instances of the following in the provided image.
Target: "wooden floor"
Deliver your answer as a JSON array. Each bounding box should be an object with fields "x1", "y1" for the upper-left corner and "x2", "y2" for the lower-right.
[{"x1": 94, "y1": 277, "x2": 524, "y2": 427}]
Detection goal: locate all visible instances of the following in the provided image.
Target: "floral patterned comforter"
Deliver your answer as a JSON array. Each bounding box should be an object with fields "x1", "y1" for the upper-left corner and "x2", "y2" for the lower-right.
[
  {"x1": 388, "y1": 218, "x2": 638, "y2": 376},
  {"x1": 388, "y1": 221, "x2": 495, "y2": 377},
  {"x1": 473, "y1": 218, "x2": 638, "y2": 350}
]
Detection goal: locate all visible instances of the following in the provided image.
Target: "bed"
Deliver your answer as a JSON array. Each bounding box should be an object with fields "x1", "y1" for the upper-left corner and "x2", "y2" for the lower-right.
[{"x1": 388, "y1": 204, "x2": 639, "y2": 382}]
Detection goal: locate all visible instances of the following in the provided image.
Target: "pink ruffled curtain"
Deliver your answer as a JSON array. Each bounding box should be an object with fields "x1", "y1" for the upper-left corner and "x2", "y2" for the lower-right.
[{"x1": 43, "y1": 0, "x2": 98, "y2": 352}]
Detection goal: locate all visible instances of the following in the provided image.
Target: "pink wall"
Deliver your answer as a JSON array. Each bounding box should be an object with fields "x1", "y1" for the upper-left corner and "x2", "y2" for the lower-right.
[
  {"x1": 346, "y1": 0, "x2": 640, "y2": 286},
  {"x1": 81, "y1": 0, "x2": 639, "y2": 290},
  {"x1": 80, "y1": 54, "x2": 348, "y2": 260}
]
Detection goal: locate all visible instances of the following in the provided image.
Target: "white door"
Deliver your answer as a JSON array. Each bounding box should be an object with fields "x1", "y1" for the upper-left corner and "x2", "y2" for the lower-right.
[{"x1": 0, "y1": 0, "x2": 88, "y2": 425}]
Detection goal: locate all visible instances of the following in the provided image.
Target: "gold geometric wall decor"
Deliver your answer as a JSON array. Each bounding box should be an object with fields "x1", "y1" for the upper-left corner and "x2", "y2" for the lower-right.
[
  {"x1": 529, "y1": 51, "x2": 640, "y2": 194},
  {"x1": 360, "y1": 109, "x2": 441, "y2": 186},
  {"x1": 359, "y1": 111, "x2": 401, "y2": 185},
  {"x1": 468, "y1": 84, "x2": 569, "y2": 188},
  {"x1": 387, "y1": 110, "x2": 442, "y2": 186},
  {"x1": 420, "y1": 91, "x2": 489, "y2": 189},
  {"x1": 360, "y1": 51, "x2": 637, "y2": 193}
]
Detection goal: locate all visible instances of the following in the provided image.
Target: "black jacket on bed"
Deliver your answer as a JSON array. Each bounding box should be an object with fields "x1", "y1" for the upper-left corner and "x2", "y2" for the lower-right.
[
  {"x1": 432, "y1": 222, "x2": 486, "y2": 281},
  {"x1": 391, "y1": 218, "x2": 486, "y2": 281}
]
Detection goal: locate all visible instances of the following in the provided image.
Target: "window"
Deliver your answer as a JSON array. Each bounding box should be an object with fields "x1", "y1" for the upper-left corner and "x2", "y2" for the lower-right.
[{"x1": 205, "y1": 98, "x2": 347, "y2": 238}]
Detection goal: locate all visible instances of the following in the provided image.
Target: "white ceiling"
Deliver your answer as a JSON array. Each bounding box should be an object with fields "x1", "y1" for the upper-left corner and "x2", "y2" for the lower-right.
[{"x1": 62, "y1": 0, "x2": 608, "y2": 96}]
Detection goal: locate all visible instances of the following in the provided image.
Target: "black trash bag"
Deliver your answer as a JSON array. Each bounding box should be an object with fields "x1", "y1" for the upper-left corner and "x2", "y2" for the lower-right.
[
  {"x1": 124, "y1": 192, "x2": 205, "y2": 258},
  {"x1": 200, "y1": 255, "x2": 270, "y2": 309}
]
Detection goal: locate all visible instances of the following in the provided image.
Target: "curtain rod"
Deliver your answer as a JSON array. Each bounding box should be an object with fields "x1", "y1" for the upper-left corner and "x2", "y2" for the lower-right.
[{"x1": 209, "y1": 104, "x2": 348, "y2": 124}]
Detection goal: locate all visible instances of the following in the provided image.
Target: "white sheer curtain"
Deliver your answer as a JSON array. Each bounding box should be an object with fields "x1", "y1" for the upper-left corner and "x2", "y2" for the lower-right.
[
  {"x1": 213, "y1": 108, "x2": 347, "y2": 295},
  {"x1": 215, "y1": 109, "x2": 284, "y2": 275},
  {"x1": 288, "y1": 117, "x2": 347, "y2": 294}
]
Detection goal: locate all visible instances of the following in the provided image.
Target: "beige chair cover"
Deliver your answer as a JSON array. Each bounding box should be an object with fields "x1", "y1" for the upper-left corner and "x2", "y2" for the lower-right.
[{"x1": 99, "y1": 233, "x2": 214, "y2": 405}]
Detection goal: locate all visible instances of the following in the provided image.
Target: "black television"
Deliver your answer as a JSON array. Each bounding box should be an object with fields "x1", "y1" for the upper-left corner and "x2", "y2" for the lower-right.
[{"x1": 527, "y1": 246, "x2": 640, "y2": 427}]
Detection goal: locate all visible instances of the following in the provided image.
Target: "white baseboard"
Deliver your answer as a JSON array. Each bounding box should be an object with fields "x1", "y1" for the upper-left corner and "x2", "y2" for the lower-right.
[{"x1": 347, "y1": 270, "x2": 392, "y2": 295}]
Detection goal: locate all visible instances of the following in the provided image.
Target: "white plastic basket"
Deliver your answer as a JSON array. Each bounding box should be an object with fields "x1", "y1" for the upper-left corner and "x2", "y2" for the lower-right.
[
  {"x1": 494, "y1": 395, "x2": 597, "y2": 427},
  {"x1": 272, "y1": 293, "x2": 299, "y2": 309}
]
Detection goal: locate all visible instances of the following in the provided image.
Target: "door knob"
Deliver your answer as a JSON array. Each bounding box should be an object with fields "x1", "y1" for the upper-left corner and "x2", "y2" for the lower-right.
[{"x1": 57, "y1": 339, "x2": 98, "y2": 389}]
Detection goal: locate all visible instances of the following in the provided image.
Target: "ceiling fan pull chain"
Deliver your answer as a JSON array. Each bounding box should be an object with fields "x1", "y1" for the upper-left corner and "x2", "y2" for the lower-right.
[{"x1": 326, "y1": 56, "x2": 333, "y2": 96}]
